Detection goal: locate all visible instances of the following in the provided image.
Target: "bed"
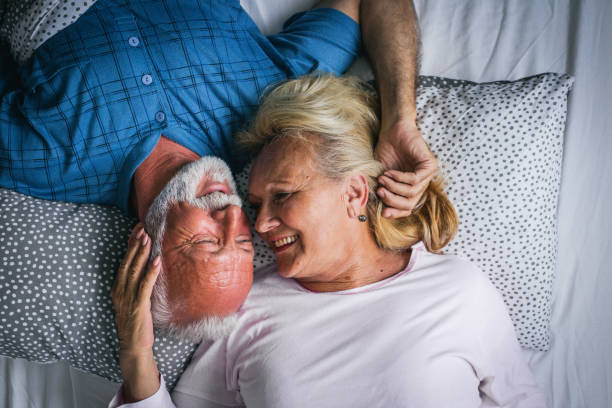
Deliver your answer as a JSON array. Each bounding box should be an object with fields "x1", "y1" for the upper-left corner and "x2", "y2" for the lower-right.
[{"x1": 1, "y1": 0, "x2": 610, "y2": 407}]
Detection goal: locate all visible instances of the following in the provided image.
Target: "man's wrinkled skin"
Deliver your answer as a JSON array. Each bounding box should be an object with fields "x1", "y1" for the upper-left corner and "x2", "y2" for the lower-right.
[{"x1": 160, "y1": 202, "x2": 254, "y2": 323}]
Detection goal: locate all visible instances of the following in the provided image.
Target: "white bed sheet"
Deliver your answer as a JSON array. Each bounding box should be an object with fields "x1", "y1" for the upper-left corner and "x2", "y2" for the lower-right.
[
  {"x1": 1, "y1": 0, "x2": 610, "y2": 407},
  {"x1": 413, "y1": 2, "x2": 612, "y2": 407}
]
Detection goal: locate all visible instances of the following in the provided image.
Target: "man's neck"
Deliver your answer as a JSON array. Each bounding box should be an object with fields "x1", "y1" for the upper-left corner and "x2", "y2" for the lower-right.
[{"x1": 130, "y1": 136, "x2": 200, "y2": 221}]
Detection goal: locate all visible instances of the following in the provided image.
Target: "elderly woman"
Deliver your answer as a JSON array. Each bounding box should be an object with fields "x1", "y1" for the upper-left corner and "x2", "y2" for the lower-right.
[{"x1": 110, "y1": 75, "x2": 546, "y2": 407}]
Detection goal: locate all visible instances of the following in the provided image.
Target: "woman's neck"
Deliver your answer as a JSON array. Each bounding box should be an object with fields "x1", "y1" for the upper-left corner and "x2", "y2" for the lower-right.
[
  {"x1": 297, "y1": 238, "x2": 412, "y2": 293},
  {"x1": 130, "y1": 136, "x2": 200, "y2": 221}
]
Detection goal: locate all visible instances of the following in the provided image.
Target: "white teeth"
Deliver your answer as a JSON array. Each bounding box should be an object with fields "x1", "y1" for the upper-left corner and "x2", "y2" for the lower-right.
[{"x1": 273, "y1": 235, "x2": 298, "y2": 248}]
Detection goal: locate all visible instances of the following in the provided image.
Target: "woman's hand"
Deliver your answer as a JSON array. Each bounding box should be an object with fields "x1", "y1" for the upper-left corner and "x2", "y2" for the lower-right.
[
  {"x1": 375, "y1": 118, "x2": 438, "y2": 218},
  {"x1": 111, "y1": 223, "x2": 162, "y2": 402}
]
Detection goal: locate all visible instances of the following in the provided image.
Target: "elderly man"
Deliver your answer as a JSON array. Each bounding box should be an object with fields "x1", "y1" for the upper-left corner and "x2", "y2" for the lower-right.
[
  {"x1": 1, "y1": 0, "x2": 431, "y2": 401},
  {"x1": 1, "y1": 0, "x2": 431, "y2": 326}
]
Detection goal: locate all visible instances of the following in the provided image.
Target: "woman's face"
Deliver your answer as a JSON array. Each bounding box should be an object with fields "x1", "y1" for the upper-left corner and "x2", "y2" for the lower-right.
[{"x1": 248, "y1": 139, "x2": 354, "y2": 282}]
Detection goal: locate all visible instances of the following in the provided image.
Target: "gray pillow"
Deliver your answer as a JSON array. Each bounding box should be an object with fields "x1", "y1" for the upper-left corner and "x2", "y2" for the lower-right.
[{"x1": 0, "y1": 189, "x2": 196, "y2": 389}]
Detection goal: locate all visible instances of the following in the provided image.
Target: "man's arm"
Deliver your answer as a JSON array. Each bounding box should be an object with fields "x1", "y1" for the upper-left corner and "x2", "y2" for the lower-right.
[{"x1": 316, "y1": 0, "x2": 438, "y2": 218}]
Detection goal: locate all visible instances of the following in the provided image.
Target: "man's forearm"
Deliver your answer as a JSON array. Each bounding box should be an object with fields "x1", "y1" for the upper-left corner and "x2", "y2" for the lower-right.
[{"x1": 360, "y1": 0, "x2": 420, "y2": 122}]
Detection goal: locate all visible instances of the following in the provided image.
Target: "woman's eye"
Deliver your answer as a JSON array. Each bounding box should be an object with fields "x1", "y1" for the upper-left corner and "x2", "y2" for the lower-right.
[{"x1": 273, "y1": 192, "x2": 292, "y2": 203}]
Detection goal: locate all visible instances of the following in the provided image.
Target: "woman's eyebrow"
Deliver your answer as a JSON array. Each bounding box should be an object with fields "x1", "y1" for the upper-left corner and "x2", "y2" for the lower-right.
[{"x1": 247, "y1": 181, "x2": 291, "y2": 200}]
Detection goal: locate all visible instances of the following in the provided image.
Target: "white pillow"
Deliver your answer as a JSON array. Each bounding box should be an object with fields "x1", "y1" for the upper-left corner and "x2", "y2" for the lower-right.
[
  {"x1": 237, "y1": 73, "x2": 574, "y2": 351},
  {"x1": 419, "y1": 74, "x2": 572, "y2": 350}
]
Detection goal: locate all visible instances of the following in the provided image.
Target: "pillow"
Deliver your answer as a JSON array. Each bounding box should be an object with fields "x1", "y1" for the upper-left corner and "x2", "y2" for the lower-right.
[
  {"x1": 0, "y1": 0, "x2": 96, "y2": 64},
  {"x1": 237, "y1": 72, "x2": 574, "y2": 351},
  {"x1": 0, "y1": 189, "x2": 197, "y2": 389},
  {"x1": 0, "y1": 74, "x2": 572, "y2": 385},
  {"x1": 418, "y1": 73, "x2": 573, "y2": 350}
]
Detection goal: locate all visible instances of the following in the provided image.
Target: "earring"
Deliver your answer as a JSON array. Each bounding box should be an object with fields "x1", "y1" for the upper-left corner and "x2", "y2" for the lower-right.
[{"x1": 358, "y1": 214, "x2": 367, "y2": 222}]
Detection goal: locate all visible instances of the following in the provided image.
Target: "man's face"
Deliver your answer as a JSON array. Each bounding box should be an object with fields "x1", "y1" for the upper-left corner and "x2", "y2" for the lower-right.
[
  {"x1": 145, "y1": 156, "x2": 254, "y2": 341},
  {"x1": 162, "y1": 201, "x2": 253, "y2": 323}
]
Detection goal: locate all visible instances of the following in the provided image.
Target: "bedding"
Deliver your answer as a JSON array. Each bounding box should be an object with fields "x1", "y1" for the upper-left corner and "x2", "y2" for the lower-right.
[
  {"x1": 247, "y1": 73, "x2": 574, "y2": 351},
  {"x1": 0, "y1": 73, "x2": 572, "y2": 384},
  {"x1": 1, "y1": 0, "x2": 611, "y2": 407},
  {"x1": 0, "y1": 0, "x2": 94, "y2": 64},
  {"x1": 418, "y1": 73, "x2": 572, "y2": 351},
  {"x1": 0, "y1": 188, "x2": 197, "y2": 390}
]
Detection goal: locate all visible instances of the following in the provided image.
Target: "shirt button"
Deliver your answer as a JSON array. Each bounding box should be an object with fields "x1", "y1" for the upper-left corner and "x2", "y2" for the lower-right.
[
  {"x1": 141, "y1": 74, "x2": 153, "y2": 85},
  {"x1": 128, "y1": 36, "x2": 140, "y2": 47},
  {"x1": 155, "y1": 111, "x2": 166, "y2": 123}
]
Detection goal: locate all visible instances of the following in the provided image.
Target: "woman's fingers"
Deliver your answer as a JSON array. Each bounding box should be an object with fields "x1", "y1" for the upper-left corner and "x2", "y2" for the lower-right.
[
  {"x1": 126, "y1": 232, "x2": 152, "y2": 295},
  {"x1": 128, "y1": 222, "x2": 146, "y2": 242},
  {"x1": 112, "y1": 227, "x2": 145, "y2": 296},
  {"x1": 377, "y1": 186, "x2": 413, "y2": 215},
  {"x1": 110, "y1": 225, "x2": 159, "y2": 359},
  {"x1": 382, "y1": 169, "x2": 419, "y2": 186},
  {"x1": 137, "y1": 256, "x2": 161, "y2": 306}
]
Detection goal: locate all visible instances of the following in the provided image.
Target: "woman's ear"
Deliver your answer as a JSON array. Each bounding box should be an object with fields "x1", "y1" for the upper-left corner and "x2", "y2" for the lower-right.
[{"x1": 344, "y1": 174, "x2": 369, "y2": 219}]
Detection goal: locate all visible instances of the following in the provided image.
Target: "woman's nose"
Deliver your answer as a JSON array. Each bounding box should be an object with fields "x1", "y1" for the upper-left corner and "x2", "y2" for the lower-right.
[{"x1": 254, "y1": 204, "x2": 279, "y2": 234}]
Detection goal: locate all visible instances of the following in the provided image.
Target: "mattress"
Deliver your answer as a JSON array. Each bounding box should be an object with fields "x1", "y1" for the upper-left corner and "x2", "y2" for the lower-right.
[{"x1": 1, "y1": 0, "x2": 611, "y2": 407}]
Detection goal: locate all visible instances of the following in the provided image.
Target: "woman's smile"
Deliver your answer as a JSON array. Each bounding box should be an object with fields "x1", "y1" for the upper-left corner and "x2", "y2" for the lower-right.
[{"x1": 271, "y1": 235, "x2": 299, "y2": 252}]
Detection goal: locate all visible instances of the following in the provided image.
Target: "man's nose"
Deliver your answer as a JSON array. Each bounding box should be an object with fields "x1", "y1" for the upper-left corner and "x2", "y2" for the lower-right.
[
  {"x1": 254, "y1": 203, "x2": 279, "y2": 234},
  {"x1": 211, "y1": 205, "x2": 249, "y2": 243}
]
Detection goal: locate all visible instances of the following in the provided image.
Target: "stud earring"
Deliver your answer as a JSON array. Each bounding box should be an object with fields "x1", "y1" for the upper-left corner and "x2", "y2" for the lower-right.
[{"x1": 358, "y1": 214, "x2": 367, "y2": 222}]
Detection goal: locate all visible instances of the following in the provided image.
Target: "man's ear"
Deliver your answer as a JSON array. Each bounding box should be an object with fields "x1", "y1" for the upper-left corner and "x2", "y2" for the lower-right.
[{"x1": 344, "y1": 174, "x2": 369, "y2": 219}]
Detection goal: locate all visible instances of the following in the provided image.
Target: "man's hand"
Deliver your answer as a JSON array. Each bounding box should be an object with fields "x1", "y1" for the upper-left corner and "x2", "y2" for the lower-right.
[
  {"x1": 356, "y1": 0, "x2": 437, "y2": 218},
  {"x1": 375, "y1": 118, "x2": 437, "y2": 218},
  {"x1": 111, "y1": 223, "x2": 161, "y2": 402}
]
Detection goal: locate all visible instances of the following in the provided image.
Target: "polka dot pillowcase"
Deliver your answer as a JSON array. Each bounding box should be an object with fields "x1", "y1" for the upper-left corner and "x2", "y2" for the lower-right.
[
  {"x1": 418, "y1": 73, "x2": 573, "y2": 351},
  {"x1": 0, "y1": 73, "x2": 572, "y2": 385},
  {"x1": 0, "y1": 0, "x2": 96, "y2": 64},
  {"x1": 0, "y1": 194, "x2": 197, "y2": 389},
  {"x1": 237, "y1": 72, "x2": 574, "y2": 351}
]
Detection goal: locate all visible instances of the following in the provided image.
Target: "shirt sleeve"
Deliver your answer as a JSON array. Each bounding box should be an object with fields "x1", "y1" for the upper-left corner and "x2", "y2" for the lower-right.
[
  {"x1": 266, "y1": 8, "x2": 361, "y2": 77},
  {"x1": 470, "y1": 273, "x2": 548, "y2": 408},
  {"x1": 108, "y1": 375, "x2": 176, "y2": 408},
  {"x1": 171, "y1": 339, "x2": 245, "y2": 407}
]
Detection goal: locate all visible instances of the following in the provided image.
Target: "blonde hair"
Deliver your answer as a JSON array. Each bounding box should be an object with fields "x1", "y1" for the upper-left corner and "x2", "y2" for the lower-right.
[{"x1": 238, "y1": 74, "x2": 458, "y2": 253}]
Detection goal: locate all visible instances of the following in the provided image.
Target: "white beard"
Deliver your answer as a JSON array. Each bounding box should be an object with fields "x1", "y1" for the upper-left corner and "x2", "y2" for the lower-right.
[{"x1": 144, "y1": 156, "x2": 242, "y2": 342}]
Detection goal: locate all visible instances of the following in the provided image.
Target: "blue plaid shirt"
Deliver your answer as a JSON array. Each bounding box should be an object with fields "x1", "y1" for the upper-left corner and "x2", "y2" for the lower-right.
[{"x1": 0, "y1": 0, "x2": 360, "y2": 213}]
